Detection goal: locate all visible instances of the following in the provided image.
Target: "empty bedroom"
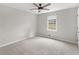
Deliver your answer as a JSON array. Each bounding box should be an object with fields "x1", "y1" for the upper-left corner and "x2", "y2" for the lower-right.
[{"x1": 0, "y1": 3, "x2": 79, "y2": 55}]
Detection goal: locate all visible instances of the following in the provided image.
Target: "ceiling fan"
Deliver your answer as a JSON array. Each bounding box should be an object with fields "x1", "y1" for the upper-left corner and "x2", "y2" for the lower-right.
[{"x1": 30, "y1": 3, "x2": 51, "y2": 12}]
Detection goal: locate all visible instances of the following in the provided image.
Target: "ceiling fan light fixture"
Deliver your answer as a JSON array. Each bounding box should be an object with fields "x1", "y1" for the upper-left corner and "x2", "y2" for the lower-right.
[{"x1": 30, "y1": 3, "x2": 51, "y2": 12}]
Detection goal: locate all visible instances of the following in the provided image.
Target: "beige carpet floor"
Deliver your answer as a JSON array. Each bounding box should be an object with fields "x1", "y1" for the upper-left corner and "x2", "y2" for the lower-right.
[{"x1": 0, "y1": 37, "x2": 79, "y2": 55}]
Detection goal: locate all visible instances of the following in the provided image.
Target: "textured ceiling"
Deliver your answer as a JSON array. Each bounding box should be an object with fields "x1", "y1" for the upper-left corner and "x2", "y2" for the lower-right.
[{"x1": 0, "y1": 3, "x2": 79, "y2": 14}]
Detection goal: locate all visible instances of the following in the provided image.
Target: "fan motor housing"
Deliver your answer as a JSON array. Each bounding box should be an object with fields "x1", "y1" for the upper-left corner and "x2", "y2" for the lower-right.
[{"x1": 38, "y1": 7, "x2": 43, "y2": 9}]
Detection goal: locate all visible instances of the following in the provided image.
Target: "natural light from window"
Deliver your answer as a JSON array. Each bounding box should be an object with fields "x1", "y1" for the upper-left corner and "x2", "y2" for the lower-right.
[{"x1": 47, "y1": 15, "x2": 57, "y2": 31}]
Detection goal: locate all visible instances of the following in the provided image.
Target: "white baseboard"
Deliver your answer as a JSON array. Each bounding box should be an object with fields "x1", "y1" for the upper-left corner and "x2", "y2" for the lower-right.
[
  {"x1": 38, "y1": 36, "x2": 78, "y2": 45},
  {"x1": 0, "y1": 36, "x2": 77, "y2": 48},
  {"x1": 0, "y1": 37, "x2": 34, "y2": 48}
]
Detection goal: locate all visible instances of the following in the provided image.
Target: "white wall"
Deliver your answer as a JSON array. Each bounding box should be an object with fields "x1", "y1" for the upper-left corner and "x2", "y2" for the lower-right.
[
  {"x1": 77, "y1": 8, "x2": 79, "y2": 46},
  {"x1": 0, "y1": 4, "x2": 77, "y2": 46},
  {"x1": 0, "y1": 5, "x2": 37, "y2": 46},
  {"x1": 37, "y1": 7, "x2": 78, "y2": 44}
]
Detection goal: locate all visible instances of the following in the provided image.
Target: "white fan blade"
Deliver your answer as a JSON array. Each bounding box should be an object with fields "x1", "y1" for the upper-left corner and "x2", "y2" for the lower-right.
[
  {"x1": 43, "y1": 8, "x2": 50, "y2": 10},
  {"x1": 30, "y1": 8, "x2": 38, "y2": 10},
  {"x1": 43, "y1": 3, "x2": 51, "y2": 7},
  {"x1": 33, "y1": 3, "x2": 39, "y2": 7}
]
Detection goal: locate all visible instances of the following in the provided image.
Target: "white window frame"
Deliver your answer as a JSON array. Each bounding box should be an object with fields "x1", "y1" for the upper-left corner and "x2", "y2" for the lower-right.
[{"x1": 47, "y1": 15, "x2": 57, "y2": 31}]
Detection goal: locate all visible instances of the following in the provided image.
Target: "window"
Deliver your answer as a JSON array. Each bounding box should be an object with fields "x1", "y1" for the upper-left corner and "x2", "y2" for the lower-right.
[{"x1": 47, "y1": 15, "x2": 57, "y2": 31}]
